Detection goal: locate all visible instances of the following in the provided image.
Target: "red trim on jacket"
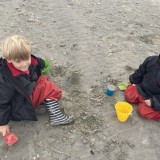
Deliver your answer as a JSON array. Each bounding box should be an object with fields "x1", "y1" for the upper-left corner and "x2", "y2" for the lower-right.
[
  {"x1": 7, "y1": 57, "x2": 38, "y2": 77},
  {"x1": 31, "y1": 57, "x2": 38, "y2": 65}
]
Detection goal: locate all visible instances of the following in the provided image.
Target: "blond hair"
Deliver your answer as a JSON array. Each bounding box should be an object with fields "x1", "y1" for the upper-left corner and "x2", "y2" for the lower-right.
[{"x1": 1, "y1": 35, "x2": 31, "y2": 60}]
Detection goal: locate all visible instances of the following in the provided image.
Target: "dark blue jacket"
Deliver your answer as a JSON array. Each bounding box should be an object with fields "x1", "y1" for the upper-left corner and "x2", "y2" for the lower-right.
[
  {"x1": 0, "y1": 55, "x2": 45, "y2": 125},
  {"x1": 129, "y1": 55, "x2": 160, "y2": 111}
]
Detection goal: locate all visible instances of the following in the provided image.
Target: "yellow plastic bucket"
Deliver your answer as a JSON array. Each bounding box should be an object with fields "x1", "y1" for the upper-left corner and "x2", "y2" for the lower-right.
[{"x1": 115, "y1": 102, "x2": 133, "y2": 122}]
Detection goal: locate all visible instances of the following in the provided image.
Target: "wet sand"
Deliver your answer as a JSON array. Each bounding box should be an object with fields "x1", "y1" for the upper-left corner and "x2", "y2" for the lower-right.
[{"x1": 0, "y1": 0, "x2": 160, "y2": 159}]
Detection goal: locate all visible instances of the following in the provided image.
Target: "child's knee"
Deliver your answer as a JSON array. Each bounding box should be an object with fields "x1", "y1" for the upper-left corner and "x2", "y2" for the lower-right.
[
  {"x1": 137, "y1": 105, "x2": 145, "y2": 117},
  {"x1": 124, "y1": 86, "x2": 138, "y2": 103},
  {"x1": 58, "y1": 90, "x2": 62, "y2": 98},
  {"x1": 137, "y1": 104, "x2": 154, "y2": 119}
]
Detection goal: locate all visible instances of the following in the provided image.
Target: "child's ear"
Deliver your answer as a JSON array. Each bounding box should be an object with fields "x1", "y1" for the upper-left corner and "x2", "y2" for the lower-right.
[{"x1": 6, "y1": 59, "x2": 12, "y2": 63}]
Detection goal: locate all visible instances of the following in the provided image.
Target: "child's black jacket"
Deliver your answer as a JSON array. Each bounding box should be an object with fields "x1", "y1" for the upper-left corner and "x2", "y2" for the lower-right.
[
  {"x1": 0, "y1": 55, "x2": 45, "y2": 125},
  {"x1": 129, "y1": 55, "x2": 160, "y2": 111}
]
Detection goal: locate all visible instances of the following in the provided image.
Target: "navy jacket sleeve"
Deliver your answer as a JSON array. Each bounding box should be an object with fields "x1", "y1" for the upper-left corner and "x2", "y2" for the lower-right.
[
  {"x1": 129, "y1": 57, "x2": 149, "y2": 84},
  {"x1": 151, "y1": 95, "x2": 160, "y2": 111},
  {"x1": 0, "y1": 76, "x2": 15, "y2": 125}
]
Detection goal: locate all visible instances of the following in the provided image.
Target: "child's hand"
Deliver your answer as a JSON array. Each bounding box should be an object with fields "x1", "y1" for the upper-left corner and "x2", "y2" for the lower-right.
[
  {"x1": 0, "y1": 124, "x2": 10, "y2": 136},
  {"x1": 127, "y1": 81, "x2": 131, "y2": 85},
  {"x1": 144, "y1": 99, "x2": 151, "y2": 106}
]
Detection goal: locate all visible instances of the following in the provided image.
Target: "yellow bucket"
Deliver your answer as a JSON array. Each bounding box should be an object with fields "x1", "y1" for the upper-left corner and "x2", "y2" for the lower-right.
[{"x1": 115, "y1": 102, "x2": 133, "y2": 122}]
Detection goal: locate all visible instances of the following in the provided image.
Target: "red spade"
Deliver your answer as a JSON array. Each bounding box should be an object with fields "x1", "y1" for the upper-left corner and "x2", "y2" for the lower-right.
[{"x1": 4, "y1": 131, "x2": 19, "y2": 146}]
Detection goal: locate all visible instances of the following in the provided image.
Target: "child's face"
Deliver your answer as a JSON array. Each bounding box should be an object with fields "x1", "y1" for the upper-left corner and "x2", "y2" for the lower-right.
[{"x1": 7, "y1": 55, "x2": 31, "y2": 72}]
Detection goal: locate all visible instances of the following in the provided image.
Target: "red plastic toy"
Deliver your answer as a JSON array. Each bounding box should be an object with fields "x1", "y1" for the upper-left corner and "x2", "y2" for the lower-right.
[{"x1": 4, "y1": 132, "x2": 19, "y2": 146}]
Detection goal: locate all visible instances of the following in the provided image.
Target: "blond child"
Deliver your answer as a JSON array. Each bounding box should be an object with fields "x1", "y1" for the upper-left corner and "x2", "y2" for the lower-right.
[{"x1": 0, "y1": 35, "x2": 73, "y2": 136}]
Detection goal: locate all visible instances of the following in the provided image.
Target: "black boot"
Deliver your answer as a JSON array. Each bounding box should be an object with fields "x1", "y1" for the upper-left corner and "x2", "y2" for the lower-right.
[{"x1": 45, "y1": 100, "x2": 74, "y2": 125}]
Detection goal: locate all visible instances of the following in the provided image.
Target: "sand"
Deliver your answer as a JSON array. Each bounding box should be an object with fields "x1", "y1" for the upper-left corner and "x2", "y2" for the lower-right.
[{"x1": 0, "y1": 0, "x2": 160, "y2": 159}]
